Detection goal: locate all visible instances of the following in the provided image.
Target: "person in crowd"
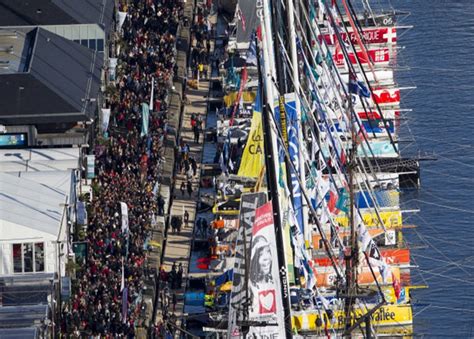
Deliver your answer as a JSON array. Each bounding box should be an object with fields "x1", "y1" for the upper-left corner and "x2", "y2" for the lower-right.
[
  {"x1": 61, "y1": 0, "x2": 188, "y2": 336},
  {"x1": 177, "y1": 263, "x2": 184, "y2": 288},
  {"x1": 184, "y1": 210, "x2": 189, "y2": 227},
  {"x1": 157, "y1": 194, "x2": 165, "y2": 216},
  {"x1": 172, "y1": 293, "x2": 177, "y2": 312},
  {"x1": 187, "y1": 180, "x2": 193, "y2": 197}
]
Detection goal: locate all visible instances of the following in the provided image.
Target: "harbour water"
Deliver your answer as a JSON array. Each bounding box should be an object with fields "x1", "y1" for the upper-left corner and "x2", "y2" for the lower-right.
[{"x1": 391, "y1": 0, "x2": 474, "y2": 336}]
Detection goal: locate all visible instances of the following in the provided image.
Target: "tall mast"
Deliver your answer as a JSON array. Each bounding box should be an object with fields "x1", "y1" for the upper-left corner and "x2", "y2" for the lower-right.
[
  {"x1": 286, "y1": 0, "x2": 310, "y2": 248},
  {"x1": 257, "y1": 1, "x2": 293, "y2": 336},
  {"x1": 344, "y1": 91, "x2": 359, "y2": 335}
]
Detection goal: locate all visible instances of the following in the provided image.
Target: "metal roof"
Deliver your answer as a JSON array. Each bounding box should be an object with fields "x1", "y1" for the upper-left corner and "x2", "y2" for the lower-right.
[
  {"x1": 0, "y1": 0, "x2": 114, "y2": 33},
  {"x1": 0, "y1": 27, "x2": 103, "y2": 125}
]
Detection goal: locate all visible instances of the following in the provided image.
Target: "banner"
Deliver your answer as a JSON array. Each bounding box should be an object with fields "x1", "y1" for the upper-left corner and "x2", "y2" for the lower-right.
[
  {"x1": 228, "y1": 192, "x2": 267, "y2": 339},
  {"x1": 237, "y1": 91, "x2": 264, "y2": 178},
  {"x1": 120, "y1": 202, "x2": 129, "y2": 233},
  {"x1": 118, "y1": 11, "x2": 127, "y2": 30},
  {"x1": 109, "y1": 58, "x2": 117, "y2": 81},
  {"x1": 101, "y1": 108, "x2": 111, "y2": 134},
  {"x1": 248, "y1": 202, "x2": 285, "y2": 337},
  {"x1": 141, "y1": 102, "x2": 150, "y2": 137}
]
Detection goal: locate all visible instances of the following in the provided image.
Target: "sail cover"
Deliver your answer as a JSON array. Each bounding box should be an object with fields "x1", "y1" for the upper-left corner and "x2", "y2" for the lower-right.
[{"x1": 227, "y1": 192, "x2": 267, "y2": 338}]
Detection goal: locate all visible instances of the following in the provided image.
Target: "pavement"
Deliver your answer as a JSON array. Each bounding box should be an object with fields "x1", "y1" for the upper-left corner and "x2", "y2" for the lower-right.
[{"x1": 154, "y1": 2, "x2": 218, "y2": 336}]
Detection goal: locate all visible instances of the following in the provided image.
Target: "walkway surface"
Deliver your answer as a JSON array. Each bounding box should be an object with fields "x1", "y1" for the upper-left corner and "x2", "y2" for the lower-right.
[{"x1": 155, "y1": 3, "x2": 217, "y2": 336}]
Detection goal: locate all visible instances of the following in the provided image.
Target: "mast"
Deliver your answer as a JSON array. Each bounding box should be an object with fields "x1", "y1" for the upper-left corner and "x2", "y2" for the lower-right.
[
  {"x1": 257, "y1": 1, "x2": 293, "y2": 336},
  {"x1": 344, "y1": 89, "x2": 359, "y2": 335},
  {"x1": 286, "y1": 0, "x2": 310, "y2": 248}
]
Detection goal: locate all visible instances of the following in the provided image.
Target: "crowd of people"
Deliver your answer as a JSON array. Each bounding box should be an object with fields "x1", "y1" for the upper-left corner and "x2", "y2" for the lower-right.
[{"x1": 61, "y1": 0, "x2": 184, "y2": 337}]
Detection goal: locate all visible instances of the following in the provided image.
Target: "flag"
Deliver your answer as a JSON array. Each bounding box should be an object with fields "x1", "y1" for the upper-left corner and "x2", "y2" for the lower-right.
[
  {"x1": 392, "y1": 273, "x2": 401, "y2": 299},
  {"x1": 348, "y1": 70, "x2": 371, "y2": 98},
  {"x1": 335, "y1": 187, "x2": 349, "y2": 213},
  {"x1": 327, "y1": 186, "x2": 338, "y2": 213},
  {"x1": 246, "y1": 33, "x2": 258, "y2": 66},
  {"x1": 357, "y1": 220, "x2": 371, "y2": 252}
]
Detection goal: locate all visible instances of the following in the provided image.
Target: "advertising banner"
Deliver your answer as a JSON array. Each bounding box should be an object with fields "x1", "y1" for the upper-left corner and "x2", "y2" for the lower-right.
[
  {"x1": 247, "y1": 201, "x2": 286, "y2": 337},
  {"x1": 228, "y1": 192, "x2": 267, "y2": 338}
]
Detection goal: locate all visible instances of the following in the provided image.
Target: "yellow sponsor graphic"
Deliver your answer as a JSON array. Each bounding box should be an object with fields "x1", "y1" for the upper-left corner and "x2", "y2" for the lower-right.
[
  {"x1": 237, "y1": 111, "x2": 265, "y2": 178},
  {"x1": 336, "y1": 210, "x2": 402, "y2": 228},
  {"x1": 292, "y1": 304, "x2": 412, "y2": 333},
  {"x1": 223, "y1": 91, "x2": 257, "y2": 107}
]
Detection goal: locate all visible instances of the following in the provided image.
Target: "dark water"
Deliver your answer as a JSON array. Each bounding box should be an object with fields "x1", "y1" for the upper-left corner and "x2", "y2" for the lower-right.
[{"x1": 389, "y1": 0, "x2": 474, "y2": 337}]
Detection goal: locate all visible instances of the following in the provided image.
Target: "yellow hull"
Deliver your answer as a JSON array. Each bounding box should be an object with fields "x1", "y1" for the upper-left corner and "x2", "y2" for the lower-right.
[
  {"x1": 292, "y1": 304, "x2": 412, "y2": 335},
  {"x1": 335, "y1": 210, "x2": 402, "y2": 228}
]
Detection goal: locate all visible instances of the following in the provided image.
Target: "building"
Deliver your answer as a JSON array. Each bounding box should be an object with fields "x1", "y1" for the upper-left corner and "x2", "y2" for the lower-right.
[
  {"x1": 0, "y1": 148, "x2": 81, "y2": 337},
  {"x1": 0, "y1": 0, "x2": 114, "y2": 33},
  {"x1": 0, "y1": 27, "x2": 103, "y2": 144}
]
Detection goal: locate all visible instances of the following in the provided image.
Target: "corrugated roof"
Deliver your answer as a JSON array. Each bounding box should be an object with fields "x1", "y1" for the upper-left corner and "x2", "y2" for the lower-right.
[
  {"x1": 53, "y1": 0, "x2": 115, "y2": 33},
  {"x1": 30, "y1": 28, "x2": 103, "y2": 117}
]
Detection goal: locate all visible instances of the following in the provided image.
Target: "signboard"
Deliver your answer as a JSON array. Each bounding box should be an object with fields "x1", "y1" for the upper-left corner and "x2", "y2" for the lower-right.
[{"x1": 0, "y1": 133, "x2": 27, "y2": 148}]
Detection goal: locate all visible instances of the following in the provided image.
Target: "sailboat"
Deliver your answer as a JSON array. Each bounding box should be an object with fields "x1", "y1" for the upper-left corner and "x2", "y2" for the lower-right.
[{"x1": 193, "y1": 0, "x2": 424, "y2": 338}]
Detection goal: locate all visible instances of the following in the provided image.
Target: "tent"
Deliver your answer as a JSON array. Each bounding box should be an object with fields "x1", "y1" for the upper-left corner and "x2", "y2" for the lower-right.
[{"x1": 0, "y1": 172, "x2": 68, "y2": 276}]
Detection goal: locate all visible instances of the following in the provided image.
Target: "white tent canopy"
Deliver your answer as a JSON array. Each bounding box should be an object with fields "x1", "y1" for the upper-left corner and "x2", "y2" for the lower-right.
[
  {"x1": 0, "y1": 172, "x2": 67, "y2": 242},
  {"x1": 10, "y1": 170, "x2": 73, "y2": 195},
  {"x1": 0, "y1": 147, "x2": 80, "y2": 173}
]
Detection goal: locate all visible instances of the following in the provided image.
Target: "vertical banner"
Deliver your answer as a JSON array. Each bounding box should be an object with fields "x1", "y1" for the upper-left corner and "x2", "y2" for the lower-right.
[
  {"x1": 101, "y1": 108, "x2": 111, "y2": 135},
  {"x1": 228, "y1": 192, "x2": 267, "y2": 339},
  {"x1": 248, "y1": 201, "x2": 285, "y2": 337},
  {"x1": 120, "y1": 202, "x2": 129, "y2": 233},
  {"x1": 285, "y1": 93, "x2": 304, "y2": 235},
  {"x1": 141, "y1": 102, "x2": 150, "y2": 137}
]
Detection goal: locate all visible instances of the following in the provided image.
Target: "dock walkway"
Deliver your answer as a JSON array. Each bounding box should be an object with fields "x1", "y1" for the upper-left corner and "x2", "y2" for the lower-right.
[{"x1": 154, "y1": 2, "x2": 217, "y2": 336}]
